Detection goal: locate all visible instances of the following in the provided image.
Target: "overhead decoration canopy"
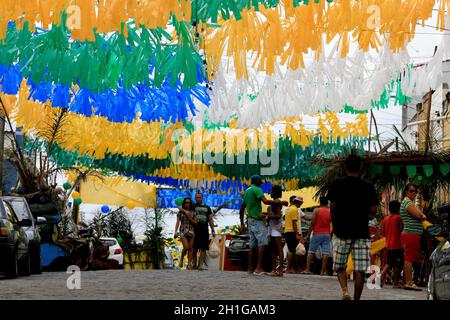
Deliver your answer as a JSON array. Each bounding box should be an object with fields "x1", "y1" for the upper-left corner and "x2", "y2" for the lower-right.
[{"x1": 0, "y1": 0, "x2": 447, "y2": 194}]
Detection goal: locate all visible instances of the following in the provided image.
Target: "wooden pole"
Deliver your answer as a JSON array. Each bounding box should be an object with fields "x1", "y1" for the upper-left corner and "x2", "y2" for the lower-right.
[
  {"x1": 370, "y1": 110, "x2": 383, "y2": 151},
  {"x1": 368, "y1": 109, "x2": 373, "y2": 153},
  {"x1": 424, "y1": 89, "x2": 434, "y2": 155}
]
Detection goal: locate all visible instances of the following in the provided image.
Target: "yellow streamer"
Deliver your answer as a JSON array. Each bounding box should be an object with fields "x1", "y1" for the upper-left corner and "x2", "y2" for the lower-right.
[
  {"x1": 4, "y1": 81, "x2": 368, "y2": 160},
  {"x1": 205, "y1": 0, "x2": 440, "y2": 80},
  {"x1": 0, "y1": 0, "x2": 192, "y2": 41}
]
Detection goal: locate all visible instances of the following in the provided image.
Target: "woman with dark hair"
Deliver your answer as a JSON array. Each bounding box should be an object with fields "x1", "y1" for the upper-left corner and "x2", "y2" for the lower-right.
[
  {"x1": 174, "y1": 198, "x2": 197, "y2": 269},
  {"x1": 400, "y1": 183, "x2": 426, "y2": 291},
  {"x1": 267, "y1": 185, "x2": 284, "y2": 276}
]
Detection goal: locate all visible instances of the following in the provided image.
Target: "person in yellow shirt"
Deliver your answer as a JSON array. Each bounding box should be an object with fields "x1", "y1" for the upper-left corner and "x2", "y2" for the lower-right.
[{"x1": 285, "y1": 196, "x2": 304, "y2": 274}]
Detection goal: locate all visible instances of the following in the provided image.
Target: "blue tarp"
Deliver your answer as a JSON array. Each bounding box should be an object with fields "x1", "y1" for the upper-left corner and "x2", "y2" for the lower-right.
[{"x1": 40, "y1": 242, "x2": 67, "y2": 268}]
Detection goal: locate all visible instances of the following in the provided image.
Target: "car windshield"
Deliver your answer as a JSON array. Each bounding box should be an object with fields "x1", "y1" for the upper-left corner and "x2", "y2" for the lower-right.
[
  {"x1": 7, "y1": 200, "x2": 32, "y2": 221},
  {"x1": 101, "y1": 239, "x2": 117, "y2": 247}
]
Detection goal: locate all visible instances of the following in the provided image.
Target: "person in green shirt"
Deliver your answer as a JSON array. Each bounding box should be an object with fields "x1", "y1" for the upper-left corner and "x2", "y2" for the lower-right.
[
  {"x1": 400, "y1": 183, "x2": 427, "y2": 291},
  {"x1": 239, "y1": 176, "x2": 288, "y2": 275}
]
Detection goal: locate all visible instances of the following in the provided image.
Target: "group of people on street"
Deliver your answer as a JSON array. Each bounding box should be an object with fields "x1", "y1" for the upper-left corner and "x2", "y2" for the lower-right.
[
  {"x1": 240, "y1": 176, "x2": 333, "y2": 278},
  {"x1": 239, "y1": 154, "x2": 429, "y2": 300},
  {"x1": 174, "y1": 193, "x2": 215, "y2": 270},
  {"x1": 174, "y1": 154, "x2": 429, "y2": 299},
  {"x1": 239, "y1": 175, "x2": 315, "y2": 276}
]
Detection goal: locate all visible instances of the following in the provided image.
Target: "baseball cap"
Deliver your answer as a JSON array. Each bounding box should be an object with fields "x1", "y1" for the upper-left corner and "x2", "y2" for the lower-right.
[
  {"x1": 293, "y1": 196, "x2": 303, "y2": 203},
  {"x1": 250, "y1": 175, "x2": 262, "y2": 184}
]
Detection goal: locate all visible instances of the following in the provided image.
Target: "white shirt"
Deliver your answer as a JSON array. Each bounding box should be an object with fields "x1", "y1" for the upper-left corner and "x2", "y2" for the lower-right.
[{"x1": 298, "y1": 209, "x2": 304, "y2": 233}]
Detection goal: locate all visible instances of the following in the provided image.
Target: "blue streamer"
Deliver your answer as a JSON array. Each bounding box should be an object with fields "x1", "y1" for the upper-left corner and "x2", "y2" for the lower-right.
[
  {"x1": 0, "y1": 64, "x2": 210, "y2": 123},
  {"x1": 129, "y1": 173, "x2": 275, "y2": 195}
]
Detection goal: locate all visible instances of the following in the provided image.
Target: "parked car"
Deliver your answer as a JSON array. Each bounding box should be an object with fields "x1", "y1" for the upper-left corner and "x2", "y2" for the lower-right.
[
  {"x1": 0, "y1": 199, "x2": 32, "y2": 278},
  {"x1": 100, "y1": 237, "x2": 123, "y2": 266},
  {"x1": 3, "y1": 196, "x2": 46, "y2": 274},
  {"x1": 428, "y1": 203, "x2": 450, "y2": 300},
  {"x1": 226, "y1": 234, "x2": 273, "y2": 272}
]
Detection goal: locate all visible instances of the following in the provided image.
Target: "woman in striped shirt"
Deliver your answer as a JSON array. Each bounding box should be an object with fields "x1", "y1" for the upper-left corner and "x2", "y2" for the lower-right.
[{"x1": 400, "y1": 183, "x2": 427, "y2": 291}]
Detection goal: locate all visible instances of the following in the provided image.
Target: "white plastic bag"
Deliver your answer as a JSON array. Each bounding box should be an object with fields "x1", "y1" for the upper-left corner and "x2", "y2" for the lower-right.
[
  {"x1": 295, "y1": 242, "x2": 306, "y2": 256},
  {"x1": 283, "y1": 243, "x2": 289, "y2": 257},
  {"x1": 209, "y1": 238, "x2": 220, "y2": 258}
]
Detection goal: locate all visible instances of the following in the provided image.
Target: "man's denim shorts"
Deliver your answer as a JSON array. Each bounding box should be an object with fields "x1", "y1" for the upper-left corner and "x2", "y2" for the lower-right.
[{"x1": 248, "y1": 218, "x2": 269, "y2": 249}]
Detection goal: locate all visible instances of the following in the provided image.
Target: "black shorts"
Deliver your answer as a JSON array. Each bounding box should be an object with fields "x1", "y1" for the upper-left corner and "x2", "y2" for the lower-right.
[
  {"x1": 194, "y1": 224, "x2": 210, "y2": 251},
  {"x1": 285, "y1": 232, "x2": 298, "y2": 253},
  {"x1": 387, "y1": 249, "x2": 404, "y2": 269}
]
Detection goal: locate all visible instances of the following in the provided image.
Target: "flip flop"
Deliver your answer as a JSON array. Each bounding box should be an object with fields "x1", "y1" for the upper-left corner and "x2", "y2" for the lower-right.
[
  {"x1": 404, "y1": 285, "x2": 422, "y2": 291},
  {"x1": 253, "y1": 271, "x2": 267, "y2": 276},
  {"x1": 342, "y1": 293, "x2": 352, "y2": 300},
  {"x1": 301, "y1": 271, "x2": 313, "y2": 275}
]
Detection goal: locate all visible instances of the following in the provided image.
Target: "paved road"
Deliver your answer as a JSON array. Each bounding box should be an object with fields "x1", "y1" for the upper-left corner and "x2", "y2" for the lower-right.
[{"x1": 0, "y1": 270, "x2": 427, "y2": 300}]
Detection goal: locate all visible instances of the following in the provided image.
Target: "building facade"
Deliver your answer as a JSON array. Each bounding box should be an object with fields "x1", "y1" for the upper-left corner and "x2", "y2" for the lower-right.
[{"x1": 402, "y1": 60, "x2": 450, "y2": 152}]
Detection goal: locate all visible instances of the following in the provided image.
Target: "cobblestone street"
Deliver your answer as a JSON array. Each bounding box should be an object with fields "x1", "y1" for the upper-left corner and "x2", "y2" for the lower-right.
[{"x1": 0, "y1": 270, "x2": 427, "y2": 300}]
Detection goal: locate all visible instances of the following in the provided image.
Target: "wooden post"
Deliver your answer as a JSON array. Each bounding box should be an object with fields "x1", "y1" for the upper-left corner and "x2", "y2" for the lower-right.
[
  {"x1": 370, "y1": 110, "x2": 383, "y2": 151},
  {"x1": 424, "y1": 89, "x2": 434, "y2": 155}
]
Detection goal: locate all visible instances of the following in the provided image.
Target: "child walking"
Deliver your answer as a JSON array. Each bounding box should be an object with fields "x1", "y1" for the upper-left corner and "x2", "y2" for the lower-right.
[{"x1": 380, "y1": 200, "x2": 404, "y2": 288}]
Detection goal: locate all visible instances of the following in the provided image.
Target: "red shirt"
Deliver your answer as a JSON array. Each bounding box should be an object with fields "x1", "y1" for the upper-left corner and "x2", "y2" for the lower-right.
[
  {"x1": 313, "y1": 207, "x2": 331, "y2": 235},
  {"x1": 381, "y1": 215, "x2": 403, "y2": 250}
]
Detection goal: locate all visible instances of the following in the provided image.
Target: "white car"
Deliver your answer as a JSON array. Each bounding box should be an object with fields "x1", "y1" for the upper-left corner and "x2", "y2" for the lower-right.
[{"x1": 100, "y1": 237, "x2": 124, "y2": 266}]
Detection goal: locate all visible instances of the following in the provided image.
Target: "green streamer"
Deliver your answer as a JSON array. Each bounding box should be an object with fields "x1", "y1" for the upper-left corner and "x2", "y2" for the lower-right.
[{"x1": 0, "y1": 16, "x2": 204, "y2": 92}]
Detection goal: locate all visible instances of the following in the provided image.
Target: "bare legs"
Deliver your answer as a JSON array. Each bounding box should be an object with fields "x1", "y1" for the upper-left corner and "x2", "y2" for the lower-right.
[
  {"x1": 286, "y1": 252, "x2": 297, "y2": 273},
  {"x1": 270, "y1": 237, "x2": 283, "y2": 275},
  {"x1": 190, "y1": 247, "x2": 198, "y2": 269},
  {"x1": 180, "y1": 236, "x2": 194, "y2": 269},
  {"x1": 305, "y1": 253, "x2": 314, "y2": 274},
  {"x1": 248, "y1": 246, "x2": 266, "y2": 273},
  {"x1": 353, "y1": 271, "x2": 365, "y2": 300},
  {"x1": 187, "y1": 237, "x2": 195, "y2": 269},
  {"x1": 337, "y1": 270, "x2": 365, "y2": 300},
  {"x1": 337, "y1": 270, "x2": 350, "y2": 298},
  {"x1": 320, "y1": 255, "x2": 329, "y2": 275},
  {"x1": 256, "y1": 246, "x2": 266, "y2": 273},
  {"x1": 404, "y1": 260, "x2": 414, "y2": 287},
  {"x1": 381, "y1": 264, "x2": 390, "y2": 286},
  {"x1": 248, "y1": 248, "x2": 256, "y2": 274},
  {"x1": 197, "y1": 250, "x2": 207, "y2": 269}
]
